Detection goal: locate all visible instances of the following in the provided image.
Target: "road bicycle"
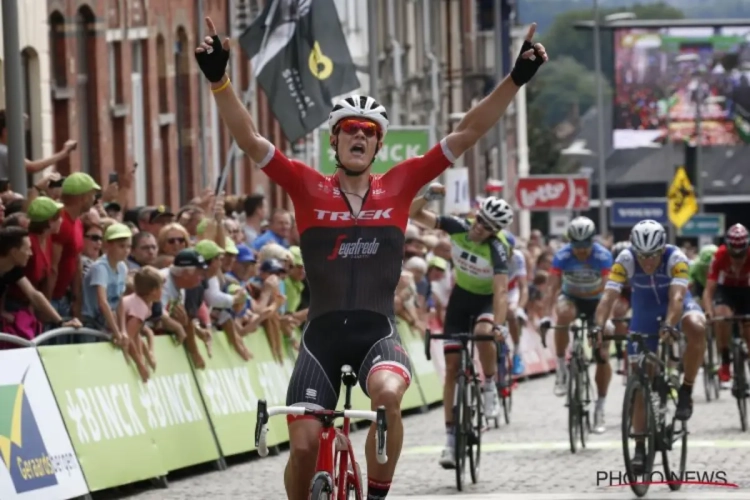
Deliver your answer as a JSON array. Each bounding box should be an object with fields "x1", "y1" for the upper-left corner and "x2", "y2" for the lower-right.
[
  {"x1": 424, "y1": 328, "x2": 496, "y2": 491},
  {"x1": 542, "y1": 313, "x2": 593, "y2": 454},
  {"x1": 710, "y1": 314, "x2": 750, "y2": 431},
  {"x1": 494, "y1": 338, "x2": 513, "y2": 427},
  {"x1": 606, "y1": 327, "x2": 688, "y2": 499},
  {"x1": 254, "y1": 365, "x2": 388, "y2": 499},
  {"x1": 703, "y1": 315, "x2": 721, "y2": 402}
]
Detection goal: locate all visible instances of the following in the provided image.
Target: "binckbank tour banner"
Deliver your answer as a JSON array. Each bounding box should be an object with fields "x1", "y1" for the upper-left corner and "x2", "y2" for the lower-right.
[{"x1": 0, "y1": 348, "x2": 88, "y2": 500}]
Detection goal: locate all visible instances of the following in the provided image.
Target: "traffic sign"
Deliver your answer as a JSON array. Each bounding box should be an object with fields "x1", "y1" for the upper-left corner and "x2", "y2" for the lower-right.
[
  {"x1": 610, "y1": 201, "x2": 668, "y2": 227},
  {"x1": 667, "y1": 166, "x2": 698, "y2": 229},
  {"x1": 677, "y1": 213, "x2": 725, "y2": 237}
]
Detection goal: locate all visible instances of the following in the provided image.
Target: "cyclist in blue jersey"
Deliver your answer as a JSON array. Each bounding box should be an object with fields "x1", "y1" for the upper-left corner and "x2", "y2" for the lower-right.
[
  {"x1": 540, "y1": 217, "x2": 613, "y2": 431},
  {"x1": 594, "y1": 220, "x2": 706, "y2": 472}
]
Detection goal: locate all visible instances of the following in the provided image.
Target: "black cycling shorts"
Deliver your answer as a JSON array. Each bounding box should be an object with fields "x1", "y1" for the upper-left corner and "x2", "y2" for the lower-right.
[
  {"x1": 443, "y1": 285, "x2": 494, "y2": 354},
  {"x1": 559, "y1": 293, "x2": 599, "y2": 324},
  {"x1": 714, "y1": 286, "x2": 750, "y2": 316},
  {"x1": 285, "y1": 311, "x2": 412, "y2": 420}
]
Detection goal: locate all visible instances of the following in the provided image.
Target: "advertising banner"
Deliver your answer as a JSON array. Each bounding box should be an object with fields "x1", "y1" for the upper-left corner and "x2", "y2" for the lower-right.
[
  {"x1": 38, "y1": 339, "x2": 220, "y2": 492},
  {"x1": 613, "y1": 26, "x2": 750, "y2": 147},
  {"x1": 514, "y1": 176, "x2": 590, "y2": 211},
  {"x1": 318, "y1": 127, "x2": 430, "y2": 174},
  {"x1": 610, "y1": 201, "x2": 668, "y2": 227},
  {"x1": 192, "y1": 331, "x2": 292, "y2": 457},
  {"x1": 678, "y1": 213, "x2": 726, "y2": 237},
  {"x1": 396, "y1": 320, "x2": 443, "y2": 406},
  {"x1": 0, "y1": 348, "x2": 88, "y2": 500}
]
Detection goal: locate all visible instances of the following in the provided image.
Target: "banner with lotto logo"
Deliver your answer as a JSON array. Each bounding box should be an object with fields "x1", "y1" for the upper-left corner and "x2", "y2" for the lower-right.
[
  {"x1": 0, "y1": 348, "x2": 88, "y2": 500},
  {"x1": 38, "y1": 338, "x2": 220, "y2": 492},
  {"x1": 192, "y1": 330, "x2": 293, "y2": 457},
  {"x1": 318, "y1": 127, "x2": 430, "y2": 174}
]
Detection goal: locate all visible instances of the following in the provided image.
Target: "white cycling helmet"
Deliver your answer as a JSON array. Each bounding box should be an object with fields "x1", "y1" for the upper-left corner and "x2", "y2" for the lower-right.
[
  {"x1": 567, "y1": 216, "x2": 596, "y2": 242},
  {"x1": 630, "y1": 219, "x2": 667, "y2": 254},
  {"x1": 328, "y1": 95, "x2": 389, "y2": 138},
  {"x1": 478, "y1": 197, "x2": 513, "y2": 230}
]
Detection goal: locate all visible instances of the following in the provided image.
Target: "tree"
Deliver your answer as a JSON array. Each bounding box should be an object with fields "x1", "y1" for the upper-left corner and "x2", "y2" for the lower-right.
[
  {"x1": 541, "y1": 3, "x2": 686, "y2": 79},
  {"x1": 529, "y1": 56, "x2": 612, "y2": 127}
]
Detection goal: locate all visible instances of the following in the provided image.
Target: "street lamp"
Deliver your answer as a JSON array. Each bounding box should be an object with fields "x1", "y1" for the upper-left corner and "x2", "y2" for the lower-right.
[{"x1": 592, "y1": 7, "x2": 637, "y2": 236}]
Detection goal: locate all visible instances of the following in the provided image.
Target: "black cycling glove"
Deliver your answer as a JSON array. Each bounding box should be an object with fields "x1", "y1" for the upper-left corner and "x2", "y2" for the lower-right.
[
  {"x1": 195, "y1": 35, "x2": 230, "y2": 83},
  {"x1": 510, "y1": 40, "x2": 545, "y2": 87}
]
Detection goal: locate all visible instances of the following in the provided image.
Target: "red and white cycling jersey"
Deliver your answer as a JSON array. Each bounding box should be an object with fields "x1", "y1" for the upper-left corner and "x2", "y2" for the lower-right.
[
  {"x1": 707, "y1": 245, "x2": 750, "y2": 287},
  {"x1": 258, "y1": 140, "x2": 455, "y2": 320}
]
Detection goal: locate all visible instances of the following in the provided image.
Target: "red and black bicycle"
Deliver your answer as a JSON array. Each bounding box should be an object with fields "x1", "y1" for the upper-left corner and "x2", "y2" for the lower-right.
[{"x1": 254, "y1": 365, "x2": 388, "y2": 499}]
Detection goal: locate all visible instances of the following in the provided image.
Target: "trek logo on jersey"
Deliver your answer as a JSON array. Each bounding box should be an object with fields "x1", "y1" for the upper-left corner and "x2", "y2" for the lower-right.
[
  {"x1": 315, "y1": 209, "x2": 393, "y2": 222},
  {"x1": 327, "y1": 236, "x2": 380, "y2": 260}
]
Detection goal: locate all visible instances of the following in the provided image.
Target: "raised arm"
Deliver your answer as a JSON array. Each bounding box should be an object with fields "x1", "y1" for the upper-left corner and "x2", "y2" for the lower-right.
[
  {"x1": 444, "y1": 24, "x2": 547, "y2": 159},
  {"x1": 409, "y1": 183, "x2": 445, "y2": 229}
]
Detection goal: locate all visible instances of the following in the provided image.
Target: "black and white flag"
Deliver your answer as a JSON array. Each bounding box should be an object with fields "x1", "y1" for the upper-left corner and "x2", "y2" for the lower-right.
[{"x1": 239, "y1": 0, "x2": 360, "y2": 143}]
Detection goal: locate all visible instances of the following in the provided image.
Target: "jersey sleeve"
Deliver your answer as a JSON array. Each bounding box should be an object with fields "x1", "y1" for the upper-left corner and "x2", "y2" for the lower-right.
[
  {"x1": 596, "y1": 246, "x2": 613, "y2": 277},
  {"x1": 257, "y1": 144, "x2": 324, "y2": 197},
  {"x1": 667, "y1": 249, "x2": 690, "y2": 287},
  {"x1": 513, "y1": 251, "x2": 527, "y2": 278},
  {"x1": 606, "y1": 250, "x2": 634, "y2": 292},
  {"x1": 382, "y1": 139, "x2": 455, "y2": 199},
  {"x1": 489, "y1": 239, "x2": 509, "y2": 275},
  {"x1": 550, "y1": 247, "x2": 570, "y2": 277},
  {"x1": 435, "y1": 216, "x2": 470, "y2": 235},
  {"x1": 706, "y1": 247, "x2": 724, "y2": 282}
]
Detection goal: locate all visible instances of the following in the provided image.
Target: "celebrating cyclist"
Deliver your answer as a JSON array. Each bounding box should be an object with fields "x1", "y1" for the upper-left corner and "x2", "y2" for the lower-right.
[
  {"x1": 409, "y1": 186, "x2": 513, "y2": 469},
  {"x1": 504, "y1": 230, "x2": 529, "y2": 376},
  {"x1": 703, "y1": 224, "x2": 750, "y2": 387},
  {"x1": 541, "y1": 217, "x2": 612, "y2": 432},
  {"x1": 195, "y1": 17, "x2": 546, "y2": 500},
  {"x1": 594, "y1": 220, "x2": 705, "y2": 470},
  {"x1": 610, "y1": 241, "x2": 633, "y2": 375},
  {"x1": 689, "y1": 244, "x2": 717, "y2": 306}
]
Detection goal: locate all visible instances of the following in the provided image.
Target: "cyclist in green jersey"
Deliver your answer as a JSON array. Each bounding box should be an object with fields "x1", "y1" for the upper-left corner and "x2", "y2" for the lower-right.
[
  {"x1": 409, "y1": 184, "x2": 512, "y2": 469},
  {"x1": 689, "y1": 244, "x2": 717, "y2": 303}
]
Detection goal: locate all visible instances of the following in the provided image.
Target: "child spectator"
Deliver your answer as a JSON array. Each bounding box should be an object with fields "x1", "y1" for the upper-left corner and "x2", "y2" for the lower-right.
[
  {"x1": 122, "y1": 266, "x2": 163, "y2": 382},
  {"x1": 81, "y1": 223, "x2": 131, "y2": 347}
]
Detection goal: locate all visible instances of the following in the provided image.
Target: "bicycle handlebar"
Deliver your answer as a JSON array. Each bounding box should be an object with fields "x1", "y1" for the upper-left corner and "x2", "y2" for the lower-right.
[
  {"x1": 709, "y1": 315, "x2": 750, "y2": 323},
  {"x1": 423, "y1": 329, "x2": 496, "y2": 361},
  {"x1": 254, "y1": 400, "x2": 388, "y2": 464}
]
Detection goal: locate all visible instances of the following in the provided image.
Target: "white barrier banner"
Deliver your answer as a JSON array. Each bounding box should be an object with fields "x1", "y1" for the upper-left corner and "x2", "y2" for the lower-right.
[{"x1": 0, "y1": 348, "x2": 88, "y2": 500}]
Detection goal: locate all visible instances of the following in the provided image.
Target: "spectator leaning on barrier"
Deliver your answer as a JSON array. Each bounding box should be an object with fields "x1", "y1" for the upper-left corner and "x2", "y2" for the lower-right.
[
  {"x1": 2, "y1": 197, "x2": 65, "y2": 338},
  {"x1": 221, "y1": 236, "x2": 238, "y2": 273},
  {"x1": 427, "y1": 256, "x2": 449, "y2": 324},
  {"x1": 81, "y1": 221, "x2": 103, "y2": 276},
  {"x1": 0, "y1": 226, "x2": 81, "y2": 346},
  {"x1": 51, "y1": 173, "x2": 100, "y2": 324},
  {"x1": 122, "y1": 265, "x2": 163, "y2": 383},
  {"x1": 251, "y1": 208, "x2": 291, "y2": 251},
  {"x1": 254, "y1": 257, "x2": 288, "y2": 362},
  {"x1": 81, "y1": 223, "x2": 132, "y2": 346}
]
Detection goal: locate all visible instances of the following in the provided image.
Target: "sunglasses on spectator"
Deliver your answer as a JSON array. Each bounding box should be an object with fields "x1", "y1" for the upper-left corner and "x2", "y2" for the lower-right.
[
  {"x1": 167, "y1": 237, "x2": 186, "y2": 245},
  {"x1": 85, "y1": 234, "x2": 102, "y2": 242},
  {"x1": 337, "y1": 119, "x2": 380, "y2": 138}
]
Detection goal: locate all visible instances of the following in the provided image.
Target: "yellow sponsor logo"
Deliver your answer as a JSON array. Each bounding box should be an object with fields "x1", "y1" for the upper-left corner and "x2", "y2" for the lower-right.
[
  {"x1": 672, "y1": 261, "x2": 689, "y2": 279},
  {"x1": 610, "y1": 262, "x2": 628, "y2": 283}
]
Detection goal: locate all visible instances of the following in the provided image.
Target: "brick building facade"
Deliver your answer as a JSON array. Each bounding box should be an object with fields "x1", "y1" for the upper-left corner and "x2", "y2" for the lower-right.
[{"x1": 46, "y1": 0, "x2": 289, "y2": 209}]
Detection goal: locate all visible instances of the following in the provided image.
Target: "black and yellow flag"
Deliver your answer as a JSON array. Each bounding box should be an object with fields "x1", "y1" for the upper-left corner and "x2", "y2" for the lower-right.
[{"x1": 239, "y1": 0, "x2": 360, "y2": 143}]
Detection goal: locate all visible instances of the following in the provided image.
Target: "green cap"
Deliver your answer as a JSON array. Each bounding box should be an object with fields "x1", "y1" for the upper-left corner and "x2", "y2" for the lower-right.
[
  {"x1": 62, "y1": 172, "x2": 101, "y2": 196},
  {"x1": 195, "y1": 239, "x2": 225, "y2": 260},
  {"x1": 289, "y1": 246, "x2": 303, "y2": 266},
  {"x1": 104, "y1": 222, "x2": 132, "y2": 241},
  {"x1": 27, "y1": 196, "x2": 63, "y2": 222},
  {"x1": 196, "y1": 218, "x2": 210, "y2": 236},
  {"x1": 428, "y1": 256, "x2": 448, "y2": 271},
  {"x1": 699, "y1": 244, "x2": 718, "y2": 264},
  {"x1": 225, "y1": 237, "x2": 239, "y2": 255}
]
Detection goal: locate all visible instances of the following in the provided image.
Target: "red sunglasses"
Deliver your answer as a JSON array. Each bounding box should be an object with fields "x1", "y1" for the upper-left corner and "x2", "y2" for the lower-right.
[{"x1": 337, "y1": 119, "x2": 380, "y2": 138}]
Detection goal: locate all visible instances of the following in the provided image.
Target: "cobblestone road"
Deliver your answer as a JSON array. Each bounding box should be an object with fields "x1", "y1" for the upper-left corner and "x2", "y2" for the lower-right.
[{"x1": 125, "y1": 366, "x2": 750, "y2": 499}]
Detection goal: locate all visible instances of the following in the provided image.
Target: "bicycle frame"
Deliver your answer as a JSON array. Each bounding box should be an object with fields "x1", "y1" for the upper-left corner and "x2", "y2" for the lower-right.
[{"x1": 254, "y1": 368, "x2": 387, "y2": 499}]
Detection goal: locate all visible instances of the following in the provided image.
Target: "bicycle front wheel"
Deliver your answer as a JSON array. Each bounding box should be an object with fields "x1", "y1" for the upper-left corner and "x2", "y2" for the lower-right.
[
  {"x1": 467, "y1": 379, "x2": 482, "y2": 484},
  {"x1": 733, "y1": 342, "x2": 748, "y2": 432},
  {"x1": 454, "y1": 375, "x2": 467, "y2": 491},
  {"x1": 568, "y1": 359, "x2": 580, "y2": 454},
  {"x1": 703, "y1": 329, "x2": 717, "y2": 402},
  {"x1": 310, "y1": 473, "x2": 334, "y2": 500},
  {"x1": 621, "y1": 375, "x2": 656, "y2": 498}
]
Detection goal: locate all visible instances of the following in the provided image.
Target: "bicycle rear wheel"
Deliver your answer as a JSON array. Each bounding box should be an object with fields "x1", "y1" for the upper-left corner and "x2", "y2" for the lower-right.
[
  {"x1": 579, "y1": 359, "x2": 591, "y2": 449},
  {"x1": 703, "y1": 329, "x2": 718, "y2": 402},
  {"x1": 467, "y1": 379, "x2": 482, "y2": 484},
  {"x1": 733, "y1": 341, "x2": 748, "y2": 432},
  {"x1": 661, "y1": 380, "x2": 688, "y2": 491},
  {"x1": 621, "y1": 375, "x2": 656, "y2": 498},
  {"x1": 310, "y1": 473, "x2": 334, "y2": 500},
  {"x1": 454, "y1": 375, "x2": 468, "y2": 491},
  {"x1": 567, "y1": 359, "x2": 580, "y2": 454},
  {"x1": 499, "y1": 347, "x2": 513, "y2": 425}
]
